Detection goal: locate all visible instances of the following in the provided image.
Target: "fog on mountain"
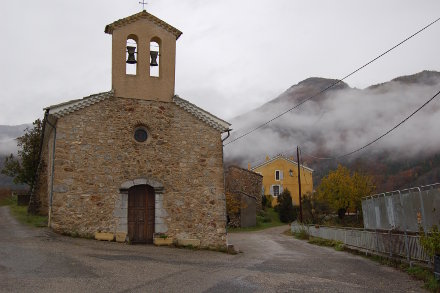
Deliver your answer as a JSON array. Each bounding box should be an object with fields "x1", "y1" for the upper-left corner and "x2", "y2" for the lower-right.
[{"x1": 225, "y1": 71, "x2": 440, "y2": 168}]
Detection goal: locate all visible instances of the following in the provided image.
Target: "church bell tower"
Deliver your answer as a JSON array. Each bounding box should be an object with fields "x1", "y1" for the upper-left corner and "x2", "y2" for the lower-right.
[{"x1": 105, "y1": 11, "x2": 182, "y2": 102}]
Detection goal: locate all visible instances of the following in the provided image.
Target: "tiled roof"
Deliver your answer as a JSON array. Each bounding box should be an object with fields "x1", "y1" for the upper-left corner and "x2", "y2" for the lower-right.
[
  {"x1": 251, "y1": 155, "x2": 314, "y2": 172},
  {"x1": 173, "y1": 95, "x2": 231, "y2": 132},
  {"x1": 44, "y1": 91, "x2": 231, "y2": 132},
  {"x1": 45, "y1": 91, "x2": 114, "y2": 118},
  {"x1": 104, "y1": 10, "x2": 182, "y2": 40}
]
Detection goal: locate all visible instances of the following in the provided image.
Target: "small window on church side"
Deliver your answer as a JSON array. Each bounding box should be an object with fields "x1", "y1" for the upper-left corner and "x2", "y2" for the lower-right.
[
  {"x1": 126, "y1": 37, "x2": 138, "y2": 75},
  {"x1": 150, "y1": 38, "x2": 160, "y2": 77},
  {"x1": 134, "y1": 128, "x2": 148, "y2": 143}
]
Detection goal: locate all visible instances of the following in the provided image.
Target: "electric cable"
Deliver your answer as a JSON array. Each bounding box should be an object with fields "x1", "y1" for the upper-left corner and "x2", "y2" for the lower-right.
[
  {"x1": 224, "y1": 16, "x2": 440, "y2": 147},
  {"x1": 300, "y1": 88, "x2": 440, "y2": 160}
]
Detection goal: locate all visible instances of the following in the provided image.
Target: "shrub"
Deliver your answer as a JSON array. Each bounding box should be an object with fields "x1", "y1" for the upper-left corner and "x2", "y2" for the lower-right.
[
  {"x1": 293, "y1": 226, "x2": 309, "y2": 240},
  {"x1": 262, "y1": 194, "x2": 267, "y2": 209},
  {"x1": 420, "y1": 225, "x2": 440, "y2": 257},
  {"x1": 277, "y1": 189, "x2": 297, "y2": 223}
]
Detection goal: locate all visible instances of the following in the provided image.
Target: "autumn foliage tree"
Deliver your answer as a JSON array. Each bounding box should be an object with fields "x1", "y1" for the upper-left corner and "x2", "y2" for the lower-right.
[
  {"x1": 1, "y1": 119, "x2": 42, "y2": 188},
  {"x1": 316, "y1": 165, "x2": 375, "y2": 219}
]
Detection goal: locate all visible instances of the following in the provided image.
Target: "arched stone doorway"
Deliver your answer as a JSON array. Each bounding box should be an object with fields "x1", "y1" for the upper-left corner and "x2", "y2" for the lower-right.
[
  {"x1": 128, "y1": 185, "x2": 155, "y2": 243},
  {"x1": 114, "y1": 178, "x2": 167, "y2": 244}
]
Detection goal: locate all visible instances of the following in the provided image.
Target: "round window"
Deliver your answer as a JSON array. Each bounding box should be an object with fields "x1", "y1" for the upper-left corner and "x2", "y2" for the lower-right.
[{"x1": 134, "y1": 128, "x2": 148, "y2": 142}]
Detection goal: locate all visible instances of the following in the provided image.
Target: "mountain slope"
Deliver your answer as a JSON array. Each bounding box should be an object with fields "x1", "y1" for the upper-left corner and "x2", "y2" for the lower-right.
[
  {"x1": 0, "y1": 124, "x2": 31, "y2": 189},
  {"x1": 225, "y1": 70, "x2": 440, "y2": 192}
]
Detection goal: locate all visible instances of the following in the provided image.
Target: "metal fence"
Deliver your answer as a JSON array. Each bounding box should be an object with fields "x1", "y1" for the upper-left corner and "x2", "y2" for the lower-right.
[
  {"x1": 362, "y1": 183, "x2": 440, "y2": 233},
  {"x1": 291, "y1": 223, "x2": 430, "y2": 263}
]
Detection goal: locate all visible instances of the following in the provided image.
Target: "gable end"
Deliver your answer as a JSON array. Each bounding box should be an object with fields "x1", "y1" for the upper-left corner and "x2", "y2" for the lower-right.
[
  {"x1": 104, "y1": 11, "x2": 182, "y2": 39},
  {"x1": 45, "y1": 91, "x2": 114, "y2": 118},
  {"x1": 173, "y1": 95, "x2": 231, "y2": 133}
]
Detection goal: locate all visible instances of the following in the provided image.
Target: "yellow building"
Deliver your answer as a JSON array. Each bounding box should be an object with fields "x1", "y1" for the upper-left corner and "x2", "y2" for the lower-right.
[{"x1": 251, "y1": 155, "x2": 313, "y2": 206}]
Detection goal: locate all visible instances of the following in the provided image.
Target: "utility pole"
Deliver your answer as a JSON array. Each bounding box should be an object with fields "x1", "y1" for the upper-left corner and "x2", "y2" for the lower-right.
[{"x1": 297, "y1": 146, "x2": 303, "y2": 222}]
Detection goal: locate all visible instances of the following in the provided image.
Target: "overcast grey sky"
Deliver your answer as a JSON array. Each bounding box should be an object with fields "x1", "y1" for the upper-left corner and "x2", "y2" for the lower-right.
[{"x1": 0, "y1": 0, "x2": 439, "y2": 125}]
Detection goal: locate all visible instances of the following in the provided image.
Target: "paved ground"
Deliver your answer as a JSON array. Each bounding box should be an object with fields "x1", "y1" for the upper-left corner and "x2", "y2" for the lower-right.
[{"x1": 0, "y1": 206, "x2": 425, "y2": 292}]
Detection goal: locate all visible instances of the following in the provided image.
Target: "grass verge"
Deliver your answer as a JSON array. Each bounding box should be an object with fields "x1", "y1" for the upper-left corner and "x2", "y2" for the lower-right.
[
  {"x1": 293, "y1": 227, "x2": 310, "y2": 240},
  {"x1": 307, "y1": 237, "x2": 345, "y2": 251},
  {"x1": 228, "y1": 208, "x2": 286, "y2": 233},
  {"x1": 1, "y1": 195, "x2": 47, "y2": 228},
  {"x1": 406, "y1": 265, "x2": 439, "y2": 292}
]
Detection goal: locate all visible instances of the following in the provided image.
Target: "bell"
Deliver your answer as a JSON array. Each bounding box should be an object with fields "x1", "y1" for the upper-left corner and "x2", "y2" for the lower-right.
[
  {"x1": 126, "y1": 46, "x2": 137, "y2": 64},
  {"x1": 150, "y1": 51, "x2": 159, "y2": 66}
]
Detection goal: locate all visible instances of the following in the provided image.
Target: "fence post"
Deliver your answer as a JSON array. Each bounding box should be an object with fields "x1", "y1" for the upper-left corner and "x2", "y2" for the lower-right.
[
  {"x1": 375, "y1": 229, "x2": 379, "y2": 253},
  {"x1": 415, "y1": 187, "x2": 430, "y2": 266},
  {"x1": 416, "y1": 187, "x2": 428, "y2": 233},
  {"x1": 397, "y1": 190, "x2": 411, "y2": 263},
  {"x1": 389, "y1": 229, "x2": 392, "y2": 257}
]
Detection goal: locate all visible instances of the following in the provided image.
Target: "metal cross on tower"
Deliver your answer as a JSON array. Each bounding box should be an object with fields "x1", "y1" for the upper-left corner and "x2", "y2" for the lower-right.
[{"x1": 139, "y1": 1, "x2": 148, "y2": 10}]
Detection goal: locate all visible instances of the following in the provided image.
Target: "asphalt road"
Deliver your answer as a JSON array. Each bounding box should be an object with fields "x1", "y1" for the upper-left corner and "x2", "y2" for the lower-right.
[{"x1": 0, "y1": 206, "x2": 425, "y2": 292}]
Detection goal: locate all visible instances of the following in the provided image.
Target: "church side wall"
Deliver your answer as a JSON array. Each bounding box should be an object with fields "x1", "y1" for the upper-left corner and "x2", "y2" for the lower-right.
[{"x1": 50, "y1": 97, "x2": 226, "y2": 248}]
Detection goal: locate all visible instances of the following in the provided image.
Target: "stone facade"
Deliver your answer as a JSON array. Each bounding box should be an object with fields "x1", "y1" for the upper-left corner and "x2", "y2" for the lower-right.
[
  {"x1": 225, "y1": 166, "x2": 263, "y2": 227},
  {"x1": 32, "y1": 10, "x2": 230, "y2": 249},
  {"x1": 35, "y1": 96, "x2": 228, "y2": 248},
  {"x1": 225, "y1": 166, "x2": 263, "y2": 211}
]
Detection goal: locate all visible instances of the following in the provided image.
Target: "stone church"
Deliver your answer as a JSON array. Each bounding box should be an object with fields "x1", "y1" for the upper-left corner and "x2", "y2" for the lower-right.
[{"x1": 31, "y1": 10, "x2": 231, "y2": 248}]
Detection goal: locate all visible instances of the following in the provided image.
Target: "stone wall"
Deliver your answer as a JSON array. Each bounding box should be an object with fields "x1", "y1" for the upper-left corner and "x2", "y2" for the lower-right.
[
  {"x1": 42, "y1": 96, "x2": 226, "y2": 249},
  {"x1": 225, "y1": 166, "x2": 263, "y2": 228},
  {"x1": 225, "y1": 166, "x2": 263, "y2": 211}
]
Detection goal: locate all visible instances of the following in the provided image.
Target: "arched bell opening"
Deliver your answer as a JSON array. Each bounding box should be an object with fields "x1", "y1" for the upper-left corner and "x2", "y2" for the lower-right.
[
  {"x1": 126, "y1": 35, "x2": 138, "y2": 75},
  {"x1": 149, "y1": 37, "x2": 161, "y2": 77}
]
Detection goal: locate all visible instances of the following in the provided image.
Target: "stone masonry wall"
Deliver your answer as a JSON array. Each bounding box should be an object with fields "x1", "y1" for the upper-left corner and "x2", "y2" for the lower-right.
[
  {"x1": 48, "y1": 96, "x2": 227, "y2": 248},
  {"x1": 225, "y1": 166, "x2": 263, "y2": 211}
]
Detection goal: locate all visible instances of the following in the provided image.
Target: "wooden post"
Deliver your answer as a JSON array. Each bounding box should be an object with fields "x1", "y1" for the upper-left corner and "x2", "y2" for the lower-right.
[{"x1": 297, "y1": 146, "x2": 303, "y2": 222}]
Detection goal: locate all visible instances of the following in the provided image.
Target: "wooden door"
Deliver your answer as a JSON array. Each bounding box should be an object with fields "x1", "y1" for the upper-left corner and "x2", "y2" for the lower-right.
[{"x1": 128, "y1": 185, "x2": 155, "y2": 244}]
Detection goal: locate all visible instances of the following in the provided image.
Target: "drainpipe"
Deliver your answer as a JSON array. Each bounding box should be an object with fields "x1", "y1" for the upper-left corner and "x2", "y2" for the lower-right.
[
  {"x1": 28, "y1": 110, "x2": 48, "y2": 214},
  {"x1": 221, "y1": 129, "x2": 231, "y2": 236},
  {"x1": 45, "y1": 116, "x2": 57, "y2": 228}
]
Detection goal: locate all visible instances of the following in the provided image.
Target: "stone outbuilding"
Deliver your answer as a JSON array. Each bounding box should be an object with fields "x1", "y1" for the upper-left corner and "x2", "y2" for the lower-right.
[
  {"x1": 30, "y1": 10, "x2": 231, "y2": 248},
  {"x1": 224, "y1": 166, "x2": 263, "y2": 228}
]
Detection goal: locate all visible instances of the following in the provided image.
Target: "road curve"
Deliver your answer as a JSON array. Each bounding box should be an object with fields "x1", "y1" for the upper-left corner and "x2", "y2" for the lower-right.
[{"x1": 0, "y1": 207, "x2": 425, "y2": 292}]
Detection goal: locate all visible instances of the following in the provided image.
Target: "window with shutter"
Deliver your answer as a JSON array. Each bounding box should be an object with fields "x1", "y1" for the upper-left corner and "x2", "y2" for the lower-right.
[{"x1": 273, "y1": 185, "x2": 280, "y2": 197}]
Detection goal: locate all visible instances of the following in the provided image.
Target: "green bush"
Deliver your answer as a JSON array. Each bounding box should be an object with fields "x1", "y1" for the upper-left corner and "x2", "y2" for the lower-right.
[
  {"x1": 263, "y1": 195, "x2": 273, "y2": 208},
  {"x1": 277, "y1": 189, "x2": 297, "y2": 223},
  {"x1": 293, "y1": 227, "x2": 309, "y2": 240},
  {"x1": 262, "y1": 194, "x2": 267, "y2": 208},
  {"x1": 420, "y1": 225, "x2": 440, "y2": 257}
]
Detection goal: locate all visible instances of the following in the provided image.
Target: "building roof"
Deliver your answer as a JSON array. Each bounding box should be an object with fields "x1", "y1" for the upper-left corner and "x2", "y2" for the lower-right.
[
  {"x1": 44, "y1": 91, "x2": 231, "y2": 133},
  {"x1": 45, "y1": 91, "x2": 114, "y2": 118},
  {"x1": 173, "y1": 95, "x2": 231, "y2": 132},
  {"x1": 104, "y1": 10, "x2": 182, "y2": 40},
  {"x1": 226, "y1": 165, "x2": 263, "y2": 177},
  {"x1": 251, "y1": 155, "x2": 314, "y2": 173}
]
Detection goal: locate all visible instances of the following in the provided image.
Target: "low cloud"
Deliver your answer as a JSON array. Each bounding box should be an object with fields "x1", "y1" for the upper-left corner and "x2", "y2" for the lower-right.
[{"x1": 224, "y1": 73, "x2": 440, "y2": 167}]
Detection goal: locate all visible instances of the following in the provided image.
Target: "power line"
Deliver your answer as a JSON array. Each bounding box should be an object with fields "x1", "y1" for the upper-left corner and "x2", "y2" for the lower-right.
[
  {"x1": 224, "y1": 16, "x2": 440, "y2": 147},
  {"x1": 300, "y1": 88, "x2": 440, "y2": 160}
]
